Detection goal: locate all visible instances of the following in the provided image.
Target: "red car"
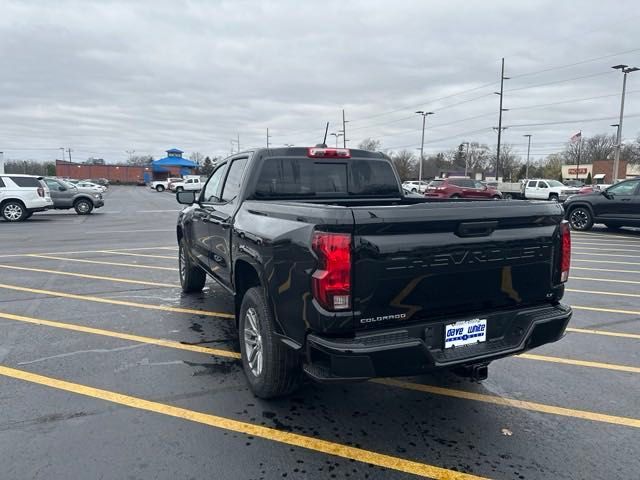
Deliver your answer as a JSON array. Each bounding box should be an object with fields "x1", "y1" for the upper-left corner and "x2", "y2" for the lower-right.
[{"x1": 425, "y1": 178, "x2": 502, "y2": 199}]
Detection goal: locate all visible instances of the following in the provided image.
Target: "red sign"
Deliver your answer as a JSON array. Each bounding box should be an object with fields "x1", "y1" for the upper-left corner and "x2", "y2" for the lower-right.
[{"x1": 568, "y1": 168, "x2": 588, "y2": 175}]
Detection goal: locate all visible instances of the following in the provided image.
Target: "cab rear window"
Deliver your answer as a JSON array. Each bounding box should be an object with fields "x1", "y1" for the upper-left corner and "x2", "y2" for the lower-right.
[
  {"x1": 9, "y1": 176, "x2": 41, "y2": 187},
  {"x1": 254, "y1": 157, "x2": 399, "y2": 198}
]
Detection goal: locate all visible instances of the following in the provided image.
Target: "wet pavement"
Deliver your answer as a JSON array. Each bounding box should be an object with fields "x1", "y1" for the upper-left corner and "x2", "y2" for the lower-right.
[{"x1": 0, "y1": 186, "x2": 639, "y2": 479}]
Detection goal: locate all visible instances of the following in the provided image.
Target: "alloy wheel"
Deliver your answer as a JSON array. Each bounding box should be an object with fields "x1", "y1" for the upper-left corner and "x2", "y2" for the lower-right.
[
  {"x1": 244, "y1": 307, "x2": 263, "y2": 377},
  {"x1": 3, "y1": 204, "x2": 23, "y2": 221}
]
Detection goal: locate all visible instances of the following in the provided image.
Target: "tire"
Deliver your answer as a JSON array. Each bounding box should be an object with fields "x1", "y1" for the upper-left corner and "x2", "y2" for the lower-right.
[
  {"x1": 178, "y1": 239, "x2": 206, "y2": 292},
  {"x1": 492, "y1": 195, "x2": 502, "y2": 200},
  {"x1": 239, "y1": 287, "x2": 300, "y2": 398},
  {"x1": 504, "y1": 193, "x2": 513, "y2": 200},
  {"x1": 74, "y1": 199, "x2": 94, "y2": 215},
  {"x1": 1, "y1": 201, "x2": 27, "y2": 222},
  {"x1": 450, "y1": 194, "x2": 461, "y2": 199},
  {"x1": 604, "y1": 223, "x2": 622, "y2": 230},
  {"x1": 549, "y1": 193, "x2": 559, "y2": 202},
  {"x1": 176, "y1": 187, "x2": 184, "y2": 193},
  {"x1": 411, "y1": 188, "x2": 417, "y2": 193},
  {"x1": 155, "y1": 185, "x2": 165, "y2": 192},
  {"x1": 568, "y1": 206, "x2": 594, "y2": 231}
]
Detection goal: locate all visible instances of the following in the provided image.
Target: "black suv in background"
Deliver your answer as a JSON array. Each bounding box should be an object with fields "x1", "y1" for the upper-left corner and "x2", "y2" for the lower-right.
[{"x1": 564, "y1": 178, "x2": 640, "y2": 231}]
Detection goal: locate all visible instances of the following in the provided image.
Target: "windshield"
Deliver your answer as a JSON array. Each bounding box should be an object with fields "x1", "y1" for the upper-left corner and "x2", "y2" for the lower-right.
[{"x1": 254, "y1": 157, "x2": 400, "y2": 198}]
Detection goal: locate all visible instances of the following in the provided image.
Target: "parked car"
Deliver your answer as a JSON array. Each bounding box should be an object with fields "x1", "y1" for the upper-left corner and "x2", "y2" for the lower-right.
[
  {"x1": 150, "y1": 177, "x2": 181, "y2": 192},
  {"x1": 44, "y1": 177, "x2": 104, "y2": 214},
  {"x1": 175, "y1": 146, "x2": 572, "y2": 398},
  {"x1": 563, "y1": 179, "x2": 585, "y2": 188},
  {"x1": 425, "y1": 177, "x2": 502, "y2": 199},
  {"x1": 523, "y1": 179, "x2": 580, "y2": 202},
  {"x1": 0, "y1": 174, "x2": 53, "y2": 222},
  {"x1": 402, "y1": 188, "x2": 423, "y2": 198},
  {"x1": 402, "y1": 180, "x2": 430, "y2": 193},
  {"x1": 170, "y1": 176, "x2": 202, "y2": 192},
  {"x1": 564, "y1": 178, "x2": 640, "y2": 231},
  {"x1": 75, "y1": 181, "x2": 107, "y2": 193}
]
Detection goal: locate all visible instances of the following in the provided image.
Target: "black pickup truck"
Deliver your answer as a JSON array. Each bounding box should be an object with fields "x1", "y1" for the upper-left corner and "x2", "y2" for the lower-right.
[{"x1": 176, "y1": 147, "x2": 572, "y2": 398}]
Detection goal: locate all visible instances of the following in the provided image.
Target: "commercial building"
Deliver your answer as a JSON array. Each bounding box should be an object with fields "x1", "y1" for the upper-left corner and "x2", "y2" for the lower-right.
[{"x1": 561, "y1": 159, "x2": 637, "y2": 183}]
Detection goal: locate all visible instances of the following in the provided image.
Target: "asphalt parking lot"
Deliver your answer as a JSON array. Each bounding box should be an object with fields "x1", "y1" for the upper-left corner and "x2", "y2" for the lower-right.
[{"x1": 1, "y1": 186, "x2": 639, "y2": 480}]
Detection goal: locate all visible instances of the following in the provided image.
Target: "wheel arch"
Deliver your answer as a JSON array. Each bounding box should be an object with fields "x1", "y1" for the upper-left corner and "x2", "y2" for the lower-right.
[
  {"x1": 565, "y1": 201, "x2": 595, "y2": 218},
  {"x1": 234, "y1": 259, "x2": 263, "y2": 324}
]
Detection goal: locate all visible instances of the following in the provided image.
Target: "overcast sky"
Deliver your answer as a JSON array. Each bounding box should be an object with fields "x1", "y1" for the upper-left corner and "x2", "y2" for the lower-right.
[{"x1": 1, "y1": 0, "x2": 639, "y2": 163}]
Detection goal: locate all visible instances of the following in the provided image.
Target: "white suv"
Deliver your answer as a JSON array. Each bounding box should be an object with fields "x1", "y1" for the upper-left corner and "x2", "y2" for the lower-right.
[
  {"x1": 0, "y1": 174, "x2": 53, "y2": 221},
  {"x1": 402, "y1": 180, "x2": 429, "y2": 193},
  {"x1": 170, "y1": 177, "x2": 202, "y2": 192}
]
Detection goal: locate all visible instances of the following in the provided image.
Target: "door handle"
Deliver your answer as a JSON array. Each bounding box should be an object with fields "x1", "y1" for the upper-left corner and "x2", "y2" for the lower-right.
[{"x1": 621, "y1": 198, "x2": 631, "y2": 202}]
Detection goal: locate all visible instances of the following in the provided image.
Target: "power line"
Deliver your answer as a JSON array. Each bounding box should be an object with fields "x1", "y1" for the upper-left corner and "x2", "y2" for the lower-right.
[
  {"x1": 507, "y1": 112, "x2": 640, "y2": 128},
  {"x1": 509, "y1": 90, "x2": 640, "y2": 110},
  {"x1": 507, "y1": 70, "x2": 616, "y2": 93}
]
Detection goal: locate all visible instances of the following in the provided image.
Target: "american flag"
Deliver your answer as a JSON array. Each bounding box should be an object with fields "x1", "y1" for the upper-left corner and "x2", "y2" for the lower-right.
[{"x1": 570, "y1": 131, "x2": 582, "y2": 143}]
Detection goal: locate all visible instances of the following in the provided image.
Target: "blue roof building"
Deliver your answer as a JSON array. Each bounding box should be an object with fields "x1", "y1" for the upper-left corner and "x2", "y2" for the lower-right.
[{"x1": 151, "y1": 148, "x2": 197, "y2": 175}]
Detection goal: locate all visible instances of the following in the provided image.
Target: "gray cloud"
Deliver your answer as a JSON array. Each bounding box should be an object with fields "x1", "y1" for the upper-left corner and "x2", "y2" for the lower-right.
[{"x1": 1, "y1": 0, "x2": 639, "y2": 162}]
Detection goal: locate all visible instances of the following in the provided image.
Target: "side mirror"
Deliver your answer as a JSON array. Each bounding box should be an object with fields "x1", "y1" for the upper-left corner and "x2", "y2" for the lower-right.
[
  {"x1": 58, "y1": 186, "x2": 67, "y2": 191},
  {"x1": 176, "y1": 190, "x2": 196, "y2": 205}
]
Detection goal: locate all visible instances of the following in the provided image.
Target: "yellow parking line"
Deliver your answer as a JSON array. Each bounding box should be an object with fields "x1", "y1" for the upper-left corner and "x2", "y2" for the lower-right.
[
  {"x1": 28, "y1": 254, "x2": 177, "y2": 271},
  {"x1": 572, "y1": 252, "x2": 640, "y2": 258},
  {"x1": 572, "y1": 266, "x2": 640, "y2": 275},
  {"x1": 0, "y1": 283, "x2": 234, "y2": 319},
  {"x1": 0, "y1": 246, "x2": 177, "y2": 258},
  {"x1": 374, "y1": 378, "x2": 640, "y2": 429},
  {"x1": 567, "y1": 327, "x2": 640, "y2": 340},
  {"x1": 98, "y1": 251, "x2": 176, "y2": 260},
  {"x1": 0, "y1": 311, "x2": 240, "y2": 358},
  {"x1": 573, "y1": 259, "x2": 640, "y2": 266},
  {"x1": 0, "y1": 366, "x2": 488, "y2": 480},
  {"x1": 0, "y1": 264, "x2": 177, "y2": 288},
  {"x1": 517, "y1": 353, "x2": 640, "y2": 374},
  {"x1": 572, "y1": 304, "x2": 640, "y2": 318},
  {"x1": 571, "y1": 276, "x2": 640, "y2": 285},
  {"x1": 567, "y1": 288, "x2": 640, "y2": 299}
]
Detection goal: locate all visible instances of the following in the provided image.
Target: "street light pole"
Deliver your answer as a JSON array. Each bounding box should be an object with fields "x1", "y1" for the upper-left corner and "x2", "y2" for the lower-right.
[
  {"x1": 523, "y1": 134, "x2": 532, "y2": 179},
  {"x1": 415, "y1": 111, "x2": 434, "y2": 184},
  {"x1": 330, "y1": 132, "x2": 343, "y2": 148},
  {"x1": 612, "y1": 64, "x2": 639, "y2": 182},
  {"x1": 266, "y1": 128, "x2": 271, "y2": 148},
  {"x1": 463, "y1": 142, "x2": 470, "y2": 177}
]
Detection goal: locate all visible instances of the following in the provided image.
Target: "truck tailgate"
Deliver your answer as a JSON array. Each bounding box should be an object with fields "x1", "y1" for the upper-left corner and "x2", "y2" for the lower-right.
[{"x1": 351, "y1": 201, "x2": 565, "y2": 330}]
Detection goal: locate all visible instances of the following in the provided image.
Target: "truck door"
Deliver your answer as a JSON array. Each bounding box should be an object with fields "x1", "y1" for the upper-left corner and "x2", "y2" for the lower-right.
[
  {"x1": 596, "y1": 179, "x2": 640, "y2": 221},
  {"x1": 205, "y1": 156, "x2": 248, "y2": 289},
  {"x1": 524, "y1": 180, "x2": 538, "y2": 199},
  {"x1": 189, "y1": 163, "x2": 227, "y2": 272}
]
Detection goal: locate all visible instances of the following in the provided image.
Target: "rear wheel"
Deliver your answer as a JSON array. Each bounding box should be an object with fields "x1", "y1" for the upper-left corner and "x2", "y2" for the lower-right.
[
  {"x1": 176, "y1": 186, "x2": 184, "y2": 192},
  {"x1": 568, "y1": 207, "x2": 593, "y2": 231},
  {"x1": 411, "y1": 188, "x2": 417, "y2": 193},
  {"x1": 1, "y1": 201, "x2": 26, "y2": 222},
  {"x1": 549, "y1": 193, "x2": 559, "y2": 202},
  {"x1": 74, "y1": 199, "x2": 93, "y2": 215},
  {"x1": 504, "y1": 193, "x2": 513, "y2": 200},
  {"x1": 492, "y1": 195, "x2": 501, "y2": 200},
  {"x1": 239, "y1": 287, "x2": 300, "y2": 398},
  {"x1": 179, "y1": 239, "x2": 206, "y2": 292},
  {"x1": 155, "y1": 185, "x2": 165, "y2": 192},
  {"x1": 450, "y1": 194, "x2": 461, "y2": 199}
]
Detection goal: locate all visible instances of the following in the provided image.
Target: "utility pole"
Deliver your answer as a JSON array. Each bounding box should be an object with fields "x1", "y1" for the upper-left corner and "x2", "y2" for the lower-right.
[
  {"x1": 342, "y1": 109, "x2": 348, "y2": 148},
  {"x1": 463, "y1": 142, "x2": 470, "y2": 177},
  {"x1": 237, "y1": 133, "x2": 241, "y2": 153},
  {"x1": 612, "y1": 64, "x2": 639, "y2": 182},
  {"x1": 576, "y1": 132, "x2": 582, "y2": 180},
  {"x1": 523, "y1": 134, "x2": 532, "y2": 179},
  {"x1": 266, "y1": 128, "x2": 271, "y2": 148},
  {"x1": 67, "y1": 148, "x2": 73, "y2": 163},
  {"x1": 126, "y1": 150, "x2": 135, "y2": 163},
  {"x1": 494, "y1": 58, "x2": 509, "y2": 181},
  {"x1": 0, "y1": 151, "x2": 4, "y2": 175},
  {"x1": 415, "y1": 111, "x2": 434, "y2": 184}
]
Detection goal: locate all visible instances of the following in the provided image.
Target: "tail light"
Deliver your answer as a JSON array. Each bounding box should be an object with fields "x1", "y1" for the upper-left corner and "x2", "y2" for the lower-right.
[
  {"x1": 559, "y1": 221, "x2": 571, "y2": 283},
  {"x1": 311, "y1": 231, "x2": 351, "y2": 311},
  {"x1": 37, "y1": 187, "x2": 45, "y2": 197},
  {"x1": 307, "y1": 148, "x2": 351, "y2": 158}
]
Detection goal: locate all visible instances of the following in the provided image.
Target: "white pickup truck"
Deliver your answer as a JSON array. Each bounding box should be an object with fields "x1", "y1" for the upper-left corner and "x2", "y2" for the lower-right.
[
  {"x1": 496, "y1": 179, "x2": 580, "y2": 201},
  {"x1": 150, "y1": 177, "x2": 182, "y2": 192},
  {"x1": 170, "y1": 176, "x2": 202, "y2": 192}
]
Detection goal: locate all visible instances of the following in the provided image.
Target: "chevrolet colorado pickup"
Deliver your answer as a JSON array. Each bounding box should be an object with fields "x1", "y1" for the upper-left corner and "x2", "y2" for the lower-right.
[{"x1": 176, "y1": 147, "x2": 572, "y2": 398}]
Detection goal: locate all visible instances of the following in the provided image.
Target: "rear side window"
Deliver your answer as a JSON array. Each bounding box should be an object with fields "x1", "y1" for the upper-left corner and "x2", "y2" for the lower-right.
[
  {"x1": 254, "y1": 157, "x2": 398, "y2": 198},
  {"x1": 221, "y1": 158, "x2": 248, "y2": 201},
  {"x1": 9, "y1": 176, "x2": 41, "y2": 188},
  {"x1": 527, "y1": 181, "x2": 537, "y2": 188},
  {"x1": 428, "y1": 179, "x2": 444, "y2": 187},
  {"x1": 0, "y1": 177, "x2": 5, "y2": 188}
]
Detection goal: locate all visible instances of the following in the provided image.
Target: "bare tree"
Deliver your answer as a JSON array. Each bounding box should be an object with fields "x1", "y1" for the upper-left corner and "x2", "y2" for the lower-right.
[
  {"x1": 390, "y1": 150, "x2": 416, "y2": 180},
  {"x1": 127, "y1": 155, "x2": 153, "y2": 165},
  {"x1": 358, "y1": 138, "x2": 382, "y2": 152},
  {"x1": 189, "y1": 152, "x2": 205, "y2": 165}
]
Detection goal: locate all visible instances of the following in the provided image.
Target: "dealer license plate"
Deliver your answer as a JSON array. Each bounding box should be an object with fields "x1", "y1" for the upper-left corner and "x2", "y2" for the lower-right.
[{"x1": 444, "y1": 319, "x2": 487, "y2": 349}]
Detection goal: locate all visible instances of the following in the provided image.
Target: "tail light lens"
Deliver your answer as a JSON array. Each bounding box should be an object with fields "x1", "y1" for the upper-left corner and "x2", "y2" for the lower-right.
[
  {"x1": 37, "y1": 187, "x2": 45, "y2": 197},
  {"x1": 559, "y1": 221, "x2": 571, "y2": 283},
  {"x1": 307, "y1": 148, "x2": 351, "y2": 158},
  {"x1": 311, "y1": 232, "x2": 351, "y2": 311}
]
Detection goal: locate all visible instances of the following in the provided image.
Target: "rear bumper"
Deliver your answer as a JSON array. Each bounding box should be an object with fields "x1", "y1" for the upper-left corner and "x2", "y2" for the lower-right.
[{"x1": 303, "y1": 303, "x2": 572, "y2": 381}]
